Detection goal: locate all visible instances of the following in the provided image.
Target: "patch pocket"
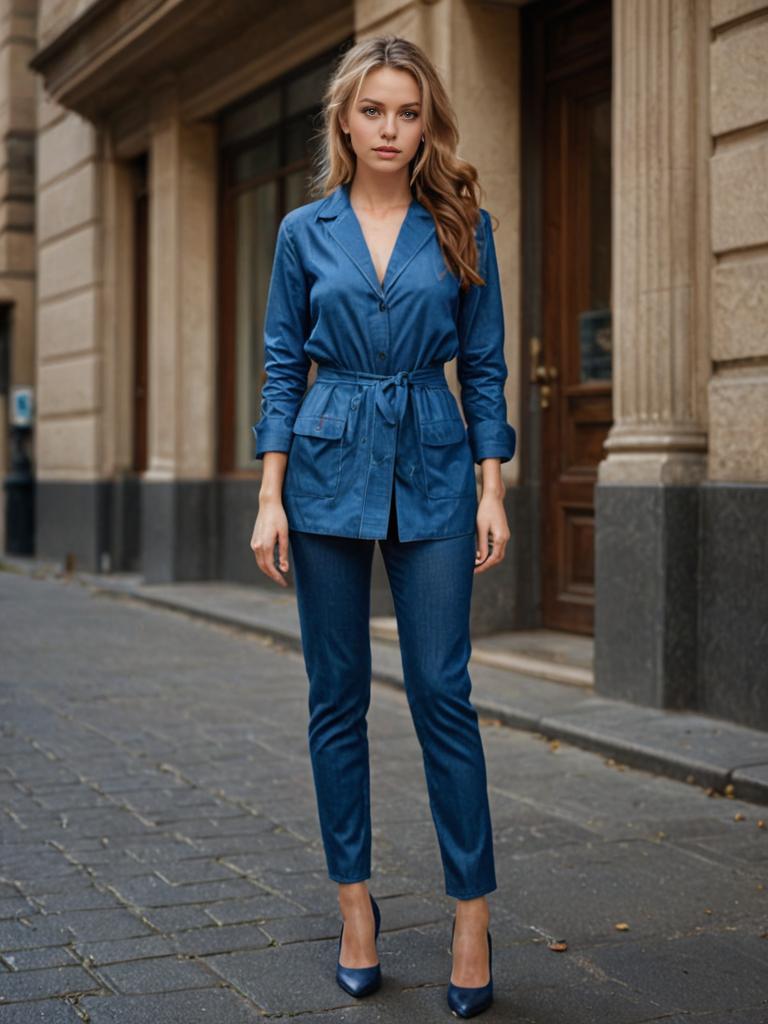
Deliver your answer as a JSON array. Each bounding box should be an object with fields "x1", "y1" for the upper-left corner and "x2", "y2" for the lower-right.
[
  {"x1": 419, "y1": 418, "x2": 477, "y2": 499},
  {"x1": 284, "y1": 412, "x2": 348, "y2": 498}
]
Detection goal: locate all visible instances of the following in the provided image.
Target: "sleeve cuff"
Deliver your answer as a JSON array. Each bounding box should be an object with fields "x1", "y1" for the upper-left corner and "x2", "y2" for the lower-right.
[
  {"x1": 252, "y1": 421, "x2": 294, "y2": 460},
  {"x1": 467, "y1": 421, "x2": 517, "y2": 464}
]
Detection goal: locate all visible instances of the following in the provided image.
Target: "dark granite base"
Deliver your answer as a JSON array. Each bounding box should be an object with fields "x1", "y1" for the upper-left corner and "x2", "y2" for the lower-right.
[
  {"x1": 595, "y1": 480, "x2": 768, "y2": 731},
  {"x1": 594, "y1": 484, "x2": 699, "y2": 710},
  {"x1": 141, "y1": 480, "x2": 217, "y2": 583},
  {"x1": 35, "y1": 476, "x2": 767, "y2": 731},
  {"x1": 35, "y1": 476, "x2": 533, "y2": 625},
  {"x1": 699, "y1": 481, "x2": 768, "y2": 729},
  {"x1": 36, "y1": 480, "x2": 114, "y2": 573}
]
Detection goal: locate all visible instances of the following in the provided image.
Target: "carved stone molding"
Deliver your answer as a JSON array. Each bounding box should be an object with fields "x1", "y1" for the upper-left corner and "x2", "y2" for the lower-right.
[{"x1": 600, "y1": 0, "x2": 711, "y2": 486}]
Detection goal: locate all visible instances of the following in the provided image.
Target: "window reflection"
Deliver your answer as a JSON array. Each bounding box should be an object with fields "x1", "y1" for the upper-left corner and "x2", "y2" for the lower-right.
[{"x1": 580, "y1": 94, "x2": 612, "y2": 383}]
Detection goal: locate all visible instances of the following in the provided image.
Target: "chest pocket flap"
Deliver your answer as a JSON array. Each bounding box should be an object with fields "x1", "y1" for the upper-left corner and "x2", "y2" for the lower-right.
[{"x1": 292, "y1": 414, "x2": 347, "y2": 439}]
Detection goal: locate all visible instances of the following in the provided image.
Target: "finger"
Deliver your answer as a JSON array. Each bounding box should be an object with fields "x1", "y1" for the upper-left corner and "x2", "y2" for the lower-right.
[
  {"x1": 479, "y1": 534, "x2": 507, "y2": 570},
  {"x1": 277, "y1": 526, "x2": 290, "y2": 573},
  {"x1": 254, "y1": 536, "x2": 285, "y2": 585},
  {"x1": 475, "y1": 526, "x2": 490, "y2": 564}
]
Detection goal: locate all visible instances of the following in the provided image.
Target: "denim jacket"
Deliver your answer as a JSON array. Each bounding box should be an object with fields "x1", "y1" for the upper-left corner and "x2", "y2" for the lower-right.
[{"x1": 252, "y1": 181, "x2": 517, "y2": 541}]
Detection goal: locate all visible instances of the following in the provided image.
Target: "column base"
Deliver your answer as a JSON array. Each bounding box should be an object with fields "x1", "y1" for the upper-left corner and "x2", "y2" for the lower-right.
[{"x1": 594, "y1": 482, "x2": 699, "y2": 710}]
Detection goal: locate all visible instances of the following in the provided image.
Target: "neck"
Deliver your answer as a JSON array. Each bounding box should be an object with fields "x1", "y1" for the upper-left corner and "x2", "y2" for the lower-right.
[{"x1": 348, "y1": 169, "x2": 412, "y2": 212}]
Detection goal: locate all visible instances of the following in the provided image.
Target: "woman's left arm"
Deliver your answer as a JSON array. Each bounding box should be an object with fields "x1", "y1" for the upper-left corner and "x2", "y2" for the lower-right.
[{"x1": 456, "y1": 208, "x2": 517, "y2": 573}]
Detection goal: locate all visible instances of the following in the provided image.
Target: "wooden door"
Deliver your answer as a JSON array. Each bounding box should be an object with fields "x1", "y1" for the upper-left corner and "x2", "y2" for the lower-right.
[{"x1": 525, "y1": 0, "x2": 613, "y2": 634}]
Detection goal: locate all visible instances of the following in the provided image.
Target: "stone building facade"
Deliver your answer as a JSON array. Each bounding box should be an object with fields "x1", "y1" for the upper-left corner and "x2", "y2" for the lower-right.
[{"x1": 4, "y1": 0, "x2": 766, "y2": 728}]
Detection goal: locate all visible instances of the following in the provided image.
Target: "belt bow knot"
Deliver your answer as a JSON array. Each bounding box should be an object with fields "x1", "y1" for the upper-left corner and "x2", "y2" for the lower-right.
[{"x1": 315, "y1": 363, "x2": 446, "y2": 431}]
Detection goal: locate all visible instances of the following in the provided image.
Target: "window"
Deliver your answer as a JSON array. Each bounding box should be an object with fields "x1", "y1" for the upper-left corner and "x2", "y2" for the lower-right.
[{"x1": 217, "y1": 47, "x2": 346, "y2": 473}]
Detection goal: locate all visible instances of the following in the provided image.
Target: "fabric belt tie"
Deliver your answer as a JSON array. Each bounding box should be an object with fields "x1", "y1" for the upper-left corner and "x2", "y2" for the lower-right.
[{"x1": 315, "y1": 363, "x2": 447, "y2": 430}]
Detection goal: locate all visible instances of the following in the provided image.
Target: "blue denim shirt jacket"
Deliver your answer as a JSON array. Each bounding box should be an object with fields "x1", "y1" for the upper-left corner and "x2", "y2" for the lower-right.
[{"x1": 252, "y1": 181, "x2": 517, "y2": 541}]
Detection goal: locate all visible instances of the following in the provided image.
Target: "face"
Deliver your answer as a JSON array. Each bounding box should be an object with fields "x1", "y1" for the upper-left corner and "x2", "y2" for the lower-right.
[{"x1": 340, "y1": 65, "x2": 423, "y2": 175}]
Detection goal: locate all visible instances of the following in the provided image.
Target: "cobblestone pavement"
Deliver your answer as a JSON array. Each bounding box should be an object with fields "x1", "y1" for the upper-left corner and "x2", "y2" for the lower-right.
[{"x1": 1, "y1": 568, "x2": 767, "y2": 1023}]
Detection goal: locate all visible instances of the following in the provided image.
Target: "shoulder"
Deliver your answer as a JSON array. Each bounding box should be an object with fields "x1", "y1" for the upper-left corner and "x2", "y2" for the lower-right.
[
  {"x1": 469, "y1": 207, "x2": 493, "y2": 248},
  {"x1": 279, "y1": 196, "x2": 327, "y2": 239},
  {"x1": 474, "y1": 208, "x2": 497, "y2": 262},
  {"x1": 477, "y1": 207, "x2": 494, "y2": 235}
]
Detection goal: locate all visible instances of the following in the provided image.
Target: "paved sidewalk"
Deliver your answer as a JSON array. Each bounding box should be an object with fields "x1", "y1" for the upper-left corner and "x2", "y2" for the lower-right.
[
  {"x1": 1, "y1": 566, "x2": 768, "y2": 1022},
  {"x1": 8, "y1": 555, "x2": 768, "y2": 808}
]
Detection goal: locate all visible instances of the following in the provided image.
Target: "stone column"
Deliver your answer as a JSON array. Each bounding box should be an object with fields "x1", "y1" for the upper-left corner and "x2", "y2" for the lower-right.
[
  {"x1": 142, "y1": 87, "x2": 217, "y2": 582},
  {"x1": 595, "y1": 0, "x2": 710, "y2": 708}
]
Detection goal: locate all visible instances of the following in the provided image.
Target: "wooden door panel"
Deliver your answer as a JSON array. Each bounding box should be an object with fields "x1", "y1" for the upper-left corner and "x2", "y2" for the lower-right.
[{"x1": 530, "y1": 0, "x2": 613, "y2": 635}]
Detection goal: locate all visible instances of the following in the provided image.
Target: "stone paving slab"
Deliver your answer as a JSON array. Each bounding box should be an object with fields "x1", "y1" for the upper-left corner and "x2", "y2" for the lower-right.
[{"x1": 2, "y1": 567, "x2": 768, "y2": 1022}]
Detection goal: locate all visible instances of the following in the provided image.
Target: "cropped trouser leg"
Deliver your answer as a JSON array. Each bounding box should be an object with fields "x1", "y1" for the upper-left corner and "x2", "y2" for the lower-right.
[
  {"x1": 378, "y1": 502, "x2": 497, "y2": 900},
  {"x1": 288, "y1": 491, "x2": 497, "y2": 899},
  {"x1": 288, "y1": 527, "x2": 375, "y2": 885}
]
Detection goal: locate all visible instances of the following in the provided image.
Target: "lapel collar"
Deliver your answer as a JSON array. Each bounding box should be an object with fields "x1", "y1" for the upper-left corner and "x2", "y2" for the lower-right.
[{"x1": 316, "y1": 182, "x2": 436, "y2": 299}]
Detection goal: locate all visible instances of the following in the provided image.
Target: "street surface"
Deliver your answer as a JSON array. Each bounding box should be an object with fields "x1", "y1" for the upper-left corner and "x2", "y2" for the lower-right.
[{"x1": 1, "y1": 568, "x2": 767, "y2": 1022}]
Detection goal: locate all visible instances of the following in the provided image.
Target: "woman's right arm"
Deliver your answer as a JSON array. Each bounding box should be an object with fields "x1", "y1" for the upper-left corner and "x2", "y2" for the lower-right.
[{"x1": 250, "y1": 215, "x2": 311, "y2": 585}]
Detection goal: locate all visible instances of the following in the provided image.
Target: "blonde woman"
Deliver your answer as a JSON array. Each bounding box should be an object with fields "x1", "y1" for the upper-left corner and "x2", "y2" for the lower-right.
[{"x1": 251, "y1": 35, "x2": 516, "y2": 1019}]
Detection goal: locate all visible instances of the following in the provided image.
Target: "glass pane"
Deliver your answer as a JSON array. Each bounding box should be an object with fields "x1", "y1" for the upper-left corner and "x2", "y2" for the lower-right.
[
  {"x1": 285, "y1": 115, "x2": 315, "y2": 164},
  {"x1": 234, "y1": 181, "x2": 278, "y2": 471},
  {"x1": 285, "y1": 167, "x2": 310, "y2": 211},
  {"x1": 579, "y1": 94, "x2": 612, "y2": 383},
  {"x1": 221, "y1": 88, "x2": 280, "y2": 147},
  {"x1": 233, "y1": 136, "x2": 280, "y2": 185},
  {"x1": 286, "y1": 61, "x2": 332, "y2": 116}
]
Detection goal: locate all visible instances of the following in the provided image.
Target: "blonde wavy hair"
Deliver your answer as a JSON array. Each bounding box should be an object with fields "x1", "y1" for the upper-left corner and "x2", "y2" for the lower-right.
[{"x1": 309, "y1": 35, "x2": 491, "y2": 292}]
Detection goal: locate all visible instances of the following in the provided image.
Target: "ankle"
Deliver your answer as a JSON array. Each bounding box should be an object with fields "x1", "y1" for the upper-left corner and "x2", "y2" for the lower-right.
[
  {"x1": 338, "y1": 882, "x2": 373, "y2": 913},
  {"x1": 455, "y1": 895, "x2": 490, "y2": 924}
]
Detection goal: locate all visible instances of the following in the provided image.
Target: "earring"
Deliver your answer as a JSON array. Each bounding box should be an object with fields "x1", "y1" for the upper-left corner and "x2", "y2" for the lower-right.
[{"x1": 421, "y1": 134, "x2": 425, "y2": 142}]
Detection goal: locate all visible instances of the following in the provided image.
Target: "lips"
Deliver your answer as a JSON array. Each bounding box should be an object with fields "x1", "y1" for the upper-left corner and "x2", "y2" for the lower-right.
[{"x1": 374, "y1": 147, "x2": 400, "y2": 153}]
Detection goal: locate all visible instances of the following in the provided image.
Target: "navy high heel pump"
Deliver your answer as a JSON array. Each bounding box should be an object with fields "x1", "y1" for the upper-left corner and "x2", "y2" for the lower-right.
[
  {"x1": 447, "y1": 915, "x2": 493, "y2": 1018},
  {"x1": 335, "y1": 892, "x2": 382, "y2": 998}
]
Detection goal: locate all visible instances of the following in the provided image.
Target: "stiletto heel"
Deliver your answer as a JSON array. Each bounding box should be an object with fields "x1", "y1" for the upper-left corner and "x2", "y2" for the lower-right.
[
  {"x1": 335, "y1": 892, "x2": 382, "y2": 998},
  {"x1": 447, "y1": 915, "x2": 493, "y2": 1018}
]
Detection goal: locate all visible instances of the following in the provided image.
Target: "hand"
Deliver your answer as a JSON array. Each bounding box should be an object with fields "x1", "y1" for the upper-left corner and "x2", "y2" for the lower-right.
[
  {"x1": 474, "y1": 493, "x2": 510, "y2": 574},
  {"x1": 250, "y1": 498, "x2": 291, "y2": 586}
]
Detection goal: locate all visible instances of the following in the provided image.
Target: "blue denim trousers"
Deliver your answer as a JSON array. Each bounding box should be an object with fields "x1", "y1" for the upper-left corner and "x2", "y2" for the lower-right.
[{"x1": 288, "y1": 489, "x2": 497, "y2": 900}]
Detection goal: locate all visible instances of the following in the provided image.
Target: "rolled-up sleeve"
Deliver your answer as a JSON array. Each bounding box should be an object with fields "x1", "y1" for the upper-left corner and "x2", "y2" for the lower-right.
[
  {"x1": 251, "y1": 215, "x2": 311, "y2": 460},
  {"x1": 456, "y1": 208, "x2": 517, "y2": 464}
]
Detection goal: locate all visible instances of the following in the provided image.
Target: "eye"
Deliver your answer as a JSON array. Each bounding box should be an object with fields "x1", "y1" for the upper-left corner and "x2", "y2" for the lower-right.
[
  {"x1": 362, "y1": 106, "x2": 379, "y2": 116},
  {"x1": 402, "y1": 111, "x2": 418, "y2": 120}
]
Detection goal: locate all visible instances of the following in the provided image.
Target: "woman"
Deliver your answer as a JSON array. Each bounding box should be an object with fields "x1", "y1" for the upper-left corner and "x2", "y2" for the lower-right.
[{"x1": 250, "y1": 35, "x2": 516, "y2": 1019}]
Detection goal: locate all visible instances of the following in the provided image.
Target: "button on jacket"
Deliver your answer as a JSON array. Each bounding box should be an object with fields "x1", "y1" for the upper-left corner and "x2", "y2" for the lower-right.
[{"x1": 252, "y1": 181, "x2": 517, "y2": 541}]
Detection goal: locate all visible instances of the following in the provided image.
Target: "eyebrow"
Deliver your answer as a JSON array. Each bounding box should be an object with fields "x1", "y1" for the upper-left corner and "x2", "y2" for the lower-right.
[{"x1": 359, "y1": 97, "x2": 421, "y2": 108}]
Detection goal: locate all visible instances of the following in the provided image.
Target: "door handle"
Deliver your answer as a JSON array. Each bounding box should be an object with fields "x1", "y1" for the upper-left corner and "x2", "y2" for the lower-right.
[{"x1": 529, "y1": 336, "x2": 558, "y2": 408}]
